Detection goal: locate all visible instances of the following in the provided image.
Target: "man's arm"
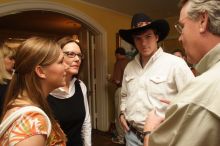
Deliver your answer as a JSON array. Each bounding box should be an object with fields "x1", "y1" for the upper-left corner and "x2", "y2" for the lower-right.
[
  {"x1": 148, "y1": 104, "x2": 220, "y2": 146},
  {"x1": 143, "y1": 110, "x2": 164, "y2": 146},
  {"x1": 119, "y1": 68, "x2": 129, "y2": 132},
  {"x1": 173, "y1": 59, "x2": 195, "y2": 91}
]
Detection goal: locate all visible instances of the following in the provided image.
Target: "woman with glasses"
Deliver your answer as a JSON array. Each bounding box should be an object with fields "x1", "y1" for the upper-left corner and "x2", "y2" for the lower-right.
[{"x1": 48, "y1": 36, "x2": 91, "y2": 146}]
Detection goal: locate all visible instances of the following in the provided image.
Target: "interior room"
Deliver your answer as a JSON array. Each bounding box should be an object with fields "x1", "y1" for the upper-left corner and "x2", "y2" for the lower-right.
[{"x1": 0, "y1": 0, "x2": 182, "y2": 145}]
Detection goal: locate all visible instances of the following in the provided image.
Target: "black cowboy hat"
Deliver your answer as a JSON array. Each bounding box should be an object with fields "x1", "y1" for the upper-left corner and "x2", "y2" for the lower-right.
[{"x1": 119, "y1": 13, "x2": 170, "y2": 45}]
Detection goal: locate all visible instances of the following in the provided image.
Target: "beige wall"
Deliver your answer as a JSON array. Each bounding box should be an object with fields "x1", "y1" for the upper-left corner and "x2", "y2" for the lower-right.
[{"x1": 163, "y1": 16, "x2": 182, "y2": 53}]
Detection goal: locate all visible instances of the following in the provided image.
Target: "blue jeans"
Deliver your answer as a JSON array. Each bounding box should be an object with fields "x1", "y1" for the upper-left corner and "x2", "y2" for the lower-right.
[{"x1": 125, "y1": 130, "x2": 143, "y2": 146}]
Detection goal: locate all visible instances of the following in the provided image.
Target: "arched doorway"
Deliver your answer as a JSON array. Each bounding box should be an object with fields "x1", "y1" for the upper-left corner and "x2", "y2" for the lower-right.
[{"x1": 0, "y1": 0, "x2": 109, "y2": 131}]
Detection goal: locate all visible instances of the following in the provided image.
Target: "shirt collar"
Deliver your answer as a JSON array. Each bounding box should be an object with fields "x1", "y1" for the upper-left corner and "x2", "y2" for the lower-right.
[
  {"x1": 196, "y1": 43, "x2": 220, "y2": 74},
  {"x1": 134, "y1": 47, "x2": 163, "y2": 67},
  {"x1": 49, "y1": 78, "x2": 77, "y2": 99}
]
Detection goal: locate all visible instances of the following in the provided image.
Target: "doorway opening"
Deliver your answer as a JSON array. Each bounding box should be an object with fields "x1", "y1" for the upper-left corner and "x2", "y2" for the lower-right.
[{"x1": 0, "y1": 1, "x2": 109, "y2": 131}]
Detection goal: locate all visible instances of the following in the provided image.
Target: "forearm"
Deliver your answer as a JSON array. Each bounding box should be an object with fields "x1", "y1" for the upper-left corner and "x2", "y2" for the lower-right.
[
  {"x1": 119, "y1": 113, "x2": 130, "y2": 132},
  {"x1": 143, "y1": 110, "x2": 164, "y2": 146},
  {"x1": 143, "y1": 135, "x2": 150, "y2": 146},
  {"x1": 143, "y1": 123, "x2": 152, "y2": 146}
]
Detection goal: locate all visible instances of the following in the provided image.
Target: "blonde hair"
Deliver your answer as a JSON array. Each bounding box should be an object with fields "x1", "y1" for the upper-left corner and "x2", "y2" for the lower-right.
[
  {"x1": 0, "y1": 43, "x2": 16, "y2": 84},
  {"x1": 2, "y1": 36, "x2": 66, "y2": 140}
]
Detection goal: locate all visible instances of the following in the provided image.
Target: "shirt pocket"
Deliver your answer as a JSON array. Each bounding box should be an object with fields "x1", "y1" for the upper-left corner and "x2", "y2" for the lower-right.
[
  {"x1": 150, "y1": 76, "x2": 167, "y2": 84},
  {"x1": 148, "y1": 75, "x2": 171, "y2": 116},
  {"x1": 148, "y1": 75, "x2": 168, "y2": 97},
  {"x1": 125, "y1": 75, "x2": 137, "y2": 95}
]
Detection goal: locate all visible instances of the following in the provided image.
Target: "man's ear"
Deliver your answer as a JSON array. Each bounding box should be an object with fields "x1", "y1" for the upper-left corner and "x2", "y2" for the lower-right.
[
  {"x1": 156, "y1": 34, "x2": 159, "y2": 42},
  {"x1": 35, "y1": 65, "x2": 46, "y2": 79},
  {"x1": 199, "y1": 11, "x2": 208, "y2": 33}
]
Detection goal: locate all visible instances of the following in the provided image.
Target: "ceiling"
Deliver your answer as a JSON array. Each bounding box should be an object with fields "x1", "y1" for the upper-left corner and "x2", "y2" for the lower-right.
[
  {"x1": 0, "y1": 0, "x2": 181, "y2": 40},
  {"x1": 0, "y1": 10, "x2": 82, "y2": 40},
  {"x1": 81, "y1": 0, "x2": 180, "y2": 18}
]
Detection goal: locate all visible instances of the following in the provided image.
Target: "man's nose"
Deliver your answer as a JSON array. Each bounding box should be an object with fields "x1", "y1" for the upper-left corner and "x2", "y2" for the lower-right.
[{"x1": 178, "y1": 34, "x2": 182, "y2": 42}]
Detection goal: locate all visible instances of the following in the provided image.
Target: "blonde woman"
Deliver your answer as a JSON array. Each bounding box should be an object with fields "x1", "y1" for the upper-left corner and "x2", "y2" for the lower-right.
[
  {"x1": 0, "y1": 42, "x2": 16, "y2": 115},
  {"x1": 0, "y1": 36, "x2": 67, "y2": 146}
]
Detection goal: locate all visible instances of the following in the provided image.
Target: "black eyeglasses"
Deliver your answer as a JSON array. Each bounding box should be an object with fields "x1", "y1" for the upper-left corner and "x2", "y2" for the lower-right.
[{"x1": 63, "y1": 51, "x2": 84, "y2": 60}]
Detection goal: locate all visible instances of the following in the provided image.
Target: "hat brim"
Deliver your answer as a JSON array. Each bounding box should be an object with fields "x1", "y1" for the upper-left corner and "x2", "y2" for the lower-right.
[{"x1": 119, "y1": 19, "x2": 170, "y2": 45}]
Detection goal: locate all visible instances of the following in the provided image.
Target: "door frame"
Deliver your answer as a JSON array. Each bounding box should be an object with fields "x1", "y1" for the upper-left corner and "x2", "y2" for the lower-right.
[{"x1": 0, "y1": 0, "x2": 109, "y2": 131}]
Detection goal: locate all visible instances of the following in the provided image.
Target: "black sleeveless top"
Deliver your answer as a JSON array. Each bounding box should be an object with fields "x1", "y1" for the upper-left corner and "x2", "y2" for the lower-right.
[
  {"x1": 0, "y1": 81, "x2": 9, "y2": 116},
  {"x1": 48, "y1": 80, "x2": 86, "y2": 146}
]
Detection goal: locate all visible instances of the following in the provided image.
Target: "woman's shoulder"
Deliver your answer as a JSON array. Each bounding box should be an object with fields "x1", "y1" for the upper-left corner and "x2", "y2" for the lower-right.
[
  {"x1": 16, "y1": 111, "x2": 49, "y2": 134},
  {"x1": 0, "y1": 109, "x2": 49, "y2": 146},
  {"x1": 78, "y1": 79, "x2": 86, "y2": 87}
]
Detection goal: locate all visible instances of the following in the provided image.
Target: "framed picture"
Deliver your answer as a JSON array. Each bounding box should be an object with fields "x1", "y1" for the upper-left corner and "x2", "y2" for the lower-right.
[{"x1": 116, "y1": 33, "x2": 137, "y2": 59}]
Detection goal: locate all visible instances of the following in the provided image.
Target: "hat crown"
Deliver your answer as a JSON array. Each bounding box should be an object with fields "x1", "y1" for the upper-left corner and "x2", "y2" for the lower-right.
[{"x1": 131, "y1": 13, "x2": 152, "y2": 28}]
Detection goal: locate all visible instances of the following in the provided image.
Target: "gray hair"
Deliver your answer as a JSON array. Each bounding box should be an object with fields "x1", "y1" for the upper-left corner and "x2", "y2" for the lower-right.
[{"x1": 179, "y1": 0, "x2": 220, "y2": 35}]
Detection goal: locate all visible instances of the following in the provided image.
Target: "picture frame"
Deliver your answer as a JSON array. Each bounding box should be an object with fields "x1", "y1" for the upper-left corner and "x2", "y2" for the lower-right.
[{"x1": 116, "y1": 33, "x2": 137, "y2": 59}]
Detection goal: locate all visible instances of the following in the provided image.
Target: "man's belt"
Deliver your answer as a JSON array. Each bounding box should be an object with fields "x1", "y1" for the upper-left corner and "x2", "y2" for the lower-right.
[{"x1": 127, "y1": 122, "x2": 145, "y2": 143}]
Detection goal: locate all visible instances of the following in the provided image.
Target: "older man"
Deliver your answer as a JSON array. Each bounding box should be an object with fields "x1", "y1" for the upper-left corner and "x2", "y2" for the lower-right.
[
  {"x1": 118, "y1": 13, "x2": 194, "y2": 146},
  {"x1": 144, "y1": 0, "x2": 220, "y2": 146}
]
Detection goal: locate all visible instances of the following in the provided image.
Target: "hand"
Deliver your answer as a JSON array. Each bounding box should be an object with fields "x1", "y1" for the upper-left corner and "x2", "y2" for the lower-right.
[
  {"x1": 159, "y1": 98, "x2": 171, "y2": 105},
  {"x1": 119, "y1": 114, "x2": 130, "y2": 132},
  {"x1": 144, "y1": 109, "x2": 164, "y2": 132},
  {"x1": 106, "y1": 74, "x2": 111, "y2": 81},
  {"x1": 143, "y1": 109, "x2": 165, "y2": 146}
]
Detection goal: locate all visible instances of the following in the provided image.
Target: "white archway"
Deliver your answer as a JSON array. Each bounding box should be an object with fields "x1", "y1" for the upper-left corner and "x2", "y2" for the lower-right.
[{"x1": 0, "y1": 0, "x2": 109, "y2": 131}]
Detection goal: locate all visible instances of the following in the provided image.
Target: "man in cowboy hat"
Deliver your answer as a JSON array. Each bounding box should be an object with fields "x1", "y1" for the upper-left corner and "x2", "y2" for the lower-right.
[{"x1": 118, "y1": 13, "x2": 194, "y2": 146}]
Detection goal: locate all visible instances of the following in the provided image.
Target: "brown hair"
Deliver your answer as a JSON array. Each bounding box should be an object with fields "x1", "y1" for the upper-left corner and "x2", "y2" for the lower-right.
[
  {"x1": 1, "y1": 36, "x2": 66, "y2": 140},
  {"x1": 58, "y1": 36, "x2": 81, "y2": 51}
]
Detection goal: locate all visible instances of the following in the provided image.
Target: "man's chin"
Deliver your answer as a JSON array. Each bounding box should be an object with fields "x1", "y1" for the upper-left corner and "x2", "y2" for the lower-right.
[
  {"x1": 186, "y1": 57, "x2": 196, "y2": 65},
  {"x1": 61, "y1": 82, "x2": 66, "y2": 87}
]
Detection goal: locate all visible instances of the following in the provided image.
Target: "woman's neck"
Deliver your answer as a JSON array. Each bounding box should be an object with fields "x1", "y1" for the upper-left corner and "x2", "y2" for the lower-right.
[
  {"x1": 62, "y1": 74, "x2": 73, "y2": 92},
  {"x1": 11, "y1": 93, "x2": 34, "y2": 107}
]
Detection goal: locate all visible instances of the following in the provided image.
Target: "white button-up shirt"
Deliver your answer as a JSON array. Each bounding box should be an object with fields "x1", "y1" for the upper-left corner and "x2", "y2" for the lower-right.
[{"x1": 121, "y1": 48, "x2": 194, "y2": 129}]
